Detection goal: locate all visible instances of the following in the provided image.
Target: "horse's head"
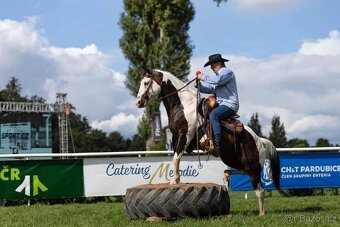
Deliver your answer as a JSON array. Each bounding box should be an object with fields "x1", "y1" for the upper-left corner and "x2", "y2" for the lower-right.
[{"x1": 135, "y1": 68, "x2": 163, "y2": 108}]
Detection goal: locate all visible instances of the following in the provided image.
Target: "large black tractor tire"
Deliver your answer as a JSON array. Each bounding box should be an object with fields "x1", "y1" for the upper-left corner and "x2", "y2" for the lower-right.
[{"x1": 125, "y1": 183, "x2": 230, "y2": 219}]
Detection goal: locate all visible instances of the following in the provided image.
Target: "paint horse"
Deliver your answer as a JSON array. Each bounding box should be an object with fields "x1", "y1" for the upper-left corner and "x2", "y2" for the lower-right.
[
  {"x1": 136, "y1": 69, "x2": 201, "y2": 185},
  {"x1": 135, "y1": 69, "x2": 288, "y2": 215}
]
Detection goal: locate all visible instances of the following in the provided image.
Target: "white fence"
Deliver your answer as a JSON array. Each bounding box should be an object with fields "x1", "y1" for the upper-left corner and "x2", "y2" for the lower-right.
[{"x1": 0, "y1": 147, "x2": 339, "y2": 159}]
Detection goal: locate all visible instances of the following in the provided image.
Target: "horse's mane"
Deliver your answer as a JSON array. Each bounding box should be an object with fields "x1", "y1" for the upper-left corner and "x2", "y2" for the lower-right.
[{"x1": 154, "y1": 69, "x2": 196, "y2": 96}]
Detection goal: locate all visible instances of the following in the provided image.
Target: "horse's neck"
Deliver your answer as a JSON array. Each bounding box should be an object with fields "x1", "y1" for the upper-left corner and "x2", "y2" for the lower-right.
[
  {"x1": 159, "y1": 71, "x2": 196, "y2": 116},
  {"x1": 159, "y1": 70, "x2": 188, "y2": 90}
]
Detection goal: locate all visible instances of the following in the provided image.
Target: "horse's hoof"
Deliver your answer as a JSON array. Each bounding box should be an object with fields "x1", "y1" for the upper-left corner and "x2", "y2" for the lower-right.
[{"x1": 259, "y1": 213, "x2": 265, "y2": 216}]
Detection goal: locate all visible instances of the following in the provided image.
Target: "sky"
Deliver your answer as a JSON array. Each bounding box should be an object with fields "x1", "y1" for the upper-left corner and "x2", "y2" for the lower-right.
[{"x1": 1, "y1": 0, "x2": 340, "y2": 146}]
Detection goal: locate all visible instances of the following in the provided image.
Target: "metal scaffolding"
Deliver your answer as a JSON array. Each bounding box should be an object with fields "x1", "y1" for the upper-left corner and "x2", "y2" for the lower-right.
[
  {"x1": 56, "y1": 93, "x2": 68, "y2": 154},
  {"x1": 0, "y1": 93, "x2": 69, "y2": 153}
]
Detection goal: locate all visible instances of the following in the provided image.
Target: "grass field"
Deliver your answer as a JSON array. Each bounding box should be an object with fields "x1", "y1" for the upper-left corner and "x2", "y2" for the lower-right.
[{"x1": 0, "y1": 191, "x2": 339, "y2": 226}]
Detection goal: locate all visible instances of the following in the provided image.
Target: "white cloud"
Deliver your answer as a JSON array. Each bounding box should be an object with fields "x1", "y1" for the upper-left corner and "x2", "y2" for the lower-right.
[
  {"x1": 298, "y1": 30, "x2": 340, "y2": 56},
  {"x1": 230, "y1": 53, "x2": 340, "y2": 145},
  {"x1": 236, "y1": 0, "x2": 301, "y2": 11},
  {"x1": 90, "y1": 112, "x2": 141, "y2": 136},
  {"x1": 0, "y1": 18, "x2": 140, "y2": 138}
]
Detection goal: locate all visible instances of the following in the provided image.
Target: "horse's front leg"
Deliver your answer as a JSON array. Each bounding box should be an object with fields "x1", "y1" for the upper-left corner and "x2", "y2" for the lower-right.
[
  {"x1": 171, "y1": 133, "x2": 187, "y2": 185},
  {"x1": 171, "y1": 151, "x2": 183, "y2": 184}
]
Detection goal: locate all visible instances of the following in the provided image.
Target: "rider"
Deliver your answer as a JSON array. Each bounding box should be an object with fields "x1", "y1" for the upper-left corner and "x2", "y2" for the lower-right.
[{"x1": 196, "y1": 54, "x2": 239, "y2": 157}]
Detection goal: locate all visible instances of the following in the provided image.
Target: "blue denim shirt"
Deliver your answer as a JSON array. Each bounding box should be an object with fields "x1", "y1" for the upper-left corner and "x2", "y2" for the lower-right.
[{"x1": 199, "y1": 67, "x2": 239, "y2": 112}]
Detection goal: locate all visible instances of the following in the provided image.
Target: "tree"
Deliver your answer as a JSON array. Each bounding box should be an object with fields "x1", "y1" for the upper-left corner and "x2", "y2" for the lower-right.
[
  {"x1": 269, "y1": 115, "x2": 288, "y2": 148},
  {"x1": 86, "y1": 129, "x2": 110, "y2": 152},
  {"x1": 247, "y1": 113, "x2": 264, "y2": 137},
  {"x1": 107, "y1": 131, "x2": 127, "y2": 151},
  {"x1": 0, "y1": 77, "x2": 27, "y2": 102},
  {"x1": 120, "y1": 0, "x2": 194, "y2": 95},
  {"x1": 126, "y1": 134, "x2": 146, "y2": 151},
  {"x1": 315, "y1": 138, "x2": 331, "y2": 147},
  {"x1": 288, "y1": 138, "x2": 309, "y2": 148},
  {"x1": 119, "y1": 0, "x2": 194, "y2": 150},
  {"x1": 29, "y1": 95, "x2": 46, "y2": 103}
]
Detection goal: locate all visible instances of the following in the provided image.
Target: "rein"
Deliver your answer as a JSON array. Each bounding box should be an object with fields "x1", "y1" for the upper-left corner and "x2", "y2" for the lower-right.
[{"x1": 159, "y1": 77, "x2": 197, "y2": 100}]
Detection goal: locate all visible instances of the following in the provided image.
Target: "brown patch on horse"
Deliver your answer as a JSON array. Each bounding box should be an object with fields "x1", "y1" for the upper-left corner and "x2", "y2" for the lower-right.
[
  {"x1": 152, "y1": 71, "x2": 163, "y2": 85},
  {"x1": 142, "y1": 68, "x2": 163, "y2": 85}
]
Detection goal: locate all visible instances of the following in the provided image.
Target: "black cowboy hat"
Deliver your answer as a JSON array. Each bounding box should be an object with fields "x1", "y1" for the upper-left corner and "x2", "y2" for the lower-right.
[{"x1": 204, "y1": 54, "x2": 229, "y2": 67}]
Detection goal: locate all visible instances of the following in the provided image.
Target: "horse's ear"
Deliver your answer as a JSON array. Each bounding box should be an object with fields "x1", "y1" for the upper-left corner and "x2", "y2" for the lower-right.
[{"x1": 141, "y1": 67, "x2": 153, "y2": 77}]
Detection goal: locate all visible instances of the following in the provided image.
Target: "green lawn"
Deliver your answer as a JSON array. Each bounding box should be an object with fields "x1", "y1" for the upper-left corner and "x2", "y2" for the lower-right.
[{"x1": 0, "y1": 191, "x2": 339, "y2": 226}]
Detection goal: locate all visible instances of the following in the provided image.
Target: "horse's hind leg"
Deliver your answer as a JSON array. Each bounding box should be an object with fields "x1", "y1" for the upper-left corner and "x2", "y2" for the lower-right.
[
  {"x1": 249, "y1": 171, "x2": 265, "y2": 216},
  {"x1": 255, "y1": 183, "x2": 265, "y2": 216}
]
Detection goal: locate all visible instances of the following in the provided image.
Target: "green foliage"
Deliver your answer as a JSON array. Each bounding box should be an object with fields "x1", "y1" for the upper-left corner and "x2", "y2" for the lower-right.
[
  {"x1": 126, "y1": 134, "x2": 146, "y2": 151},
  {"x1": 269, "y1": 115, "x2": 288, "y2": 148},
  {"x1": 29, "y1": 95, "x2": 47, "y2": 103},
  {"x1": 86, "y1": 129, "x2": 110, "y2": 152},
  {"x1": 0, "y1": 77, "x2": 27, "y2": 102},
  {"x1": 247, "y1": 112, "x2": 264, "y2": 138},
  {"x1": 120, "y1": 0, "x2": 194, "y2": 95},
  {"x1": 119, "y1": 0, "x2": 194, "y2": 150},
  {"x1": 288, "y1": 138, "x2": 310, "y2": 148},
  {"x1": 107, "y1": 131, "x2": 127, "y2": 151},
  {"x1": 315, "y1": 138, "x2": 331, "y2": 147}
]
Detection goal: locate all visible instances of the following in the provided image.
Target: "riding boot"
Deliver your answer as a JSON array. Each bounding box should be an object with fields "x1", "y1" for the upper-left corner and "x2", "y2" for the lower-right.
[{"x1": 213, "y1": 135, "x2": 221, "y2": 157}]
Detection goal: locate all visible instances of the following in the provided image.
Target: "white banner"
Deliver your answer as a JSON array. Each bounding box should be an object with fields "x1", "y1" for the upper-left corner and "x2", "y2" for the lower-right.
[{"x1": 84, "y1": 155, "x2": 227, "y2": 196}]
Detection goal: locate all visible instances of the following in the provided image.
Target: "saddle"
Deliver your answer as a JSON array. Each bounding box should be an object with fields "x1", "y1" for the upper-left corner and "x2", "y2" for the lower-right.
[{"x1": 198, "y1": 96, "x2": 244, "y2": 154}]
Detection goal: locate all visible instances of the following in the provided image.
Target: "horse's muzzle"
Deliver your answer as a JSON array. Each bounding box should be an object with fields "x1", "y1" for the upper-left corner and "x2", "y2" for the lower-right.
[{"x1": 136, "y1": 95, "x2": 148, "y2": 108}]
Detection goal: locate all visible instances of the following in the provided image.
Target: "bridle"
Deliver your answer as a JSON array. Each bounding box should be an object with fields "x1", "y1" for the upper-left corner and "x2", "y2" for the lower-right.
[{"x1": 139, "y1": 77, "x2": 154, "y2": 105}]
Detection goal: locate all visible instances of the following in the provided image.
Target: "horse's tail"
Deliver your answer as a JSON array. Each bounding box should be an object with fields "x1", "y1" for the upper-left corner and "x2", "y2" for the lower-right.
[{"x1": 266, "y1": 139, "x2": 291, "y2": 197}]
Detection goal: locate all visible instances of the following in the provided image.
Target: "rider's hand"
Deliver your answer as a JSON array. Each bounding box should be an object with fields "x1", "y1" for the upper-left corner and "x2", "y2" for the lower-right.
[
  {"x1": 194, "y1": 80, "x2": 201, "y2": 88},
  {"x1": 196, "y1": 71, "x2": 203, "y2": 80}
]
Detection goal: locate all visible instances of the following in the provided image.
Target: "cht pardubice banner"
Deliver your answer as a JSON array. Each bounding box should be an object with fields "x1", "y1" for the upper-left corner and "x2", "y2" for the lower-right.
[
  {"x1": 231, "y1": 152, "x2": 340, "y2": 190},
  {"x1": 0, "y1": 159, "x2": 84, "y2": 200},
  {"x1": 84, "y1": 156, "x2": 226, "y2": 196}
]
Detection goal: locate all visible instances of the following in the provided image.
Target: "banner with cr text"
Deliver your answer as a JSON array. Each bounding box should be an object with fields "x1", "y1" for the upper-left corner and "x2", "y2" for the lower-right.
[
  {"x1": 0, "y1": 159, "x2": 84, "y2": 200},
  {"x1": 83, "y1": 155, "x2": 226, "y2": 196},
  {"x1": 230, "y1": 152, "x2": 340, "y2": 190}
]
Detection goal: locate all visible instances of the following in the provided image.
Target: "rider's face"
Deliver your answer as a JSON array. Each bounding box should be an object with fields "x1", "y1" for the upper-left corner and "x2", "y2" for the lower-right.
[{"x1": 211, "y1": 62, "x2": 222, "y2": 73}]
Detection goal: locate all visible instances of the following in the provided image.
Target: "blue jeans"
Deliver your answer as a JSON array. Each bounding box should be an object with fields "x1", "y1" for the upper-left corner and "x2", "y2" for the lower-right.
[{"x1": 210, "y1": 105, "x2": 235, "y2": 137}]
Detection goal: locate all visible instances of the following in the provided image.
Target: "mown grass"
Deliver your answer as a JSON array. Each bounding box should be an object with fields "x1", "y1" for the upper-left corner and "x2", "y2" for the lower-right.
[{"x1": 0, "y1": 191, "x2": 339, "y2": 227}]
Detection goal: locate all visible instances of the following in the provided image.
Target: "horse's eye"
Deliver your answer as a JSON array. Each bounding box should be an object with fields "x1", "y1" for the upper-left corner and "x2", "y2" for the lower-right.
[{"x1": 144, "y1": 82, "x2": 149, "y2": 86}]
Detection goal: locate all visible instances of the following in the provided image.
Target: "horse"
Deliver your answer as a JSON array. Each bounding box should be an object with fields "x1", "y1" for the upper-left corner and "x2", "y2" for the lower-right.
[
  {"x1": 136, "y1": 68, "x2": 201, "y2": 185},
  {"x1": 135, "y1": 68, "x2": 288, "y2": 215}
]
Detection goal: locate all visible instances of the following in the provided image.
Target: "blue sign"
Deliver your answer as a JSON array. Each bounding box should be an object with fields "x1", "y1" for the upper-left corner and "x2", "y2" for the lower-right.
[{"x1": 230, "y1": 152, "x2": 340, "y2": 190}]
